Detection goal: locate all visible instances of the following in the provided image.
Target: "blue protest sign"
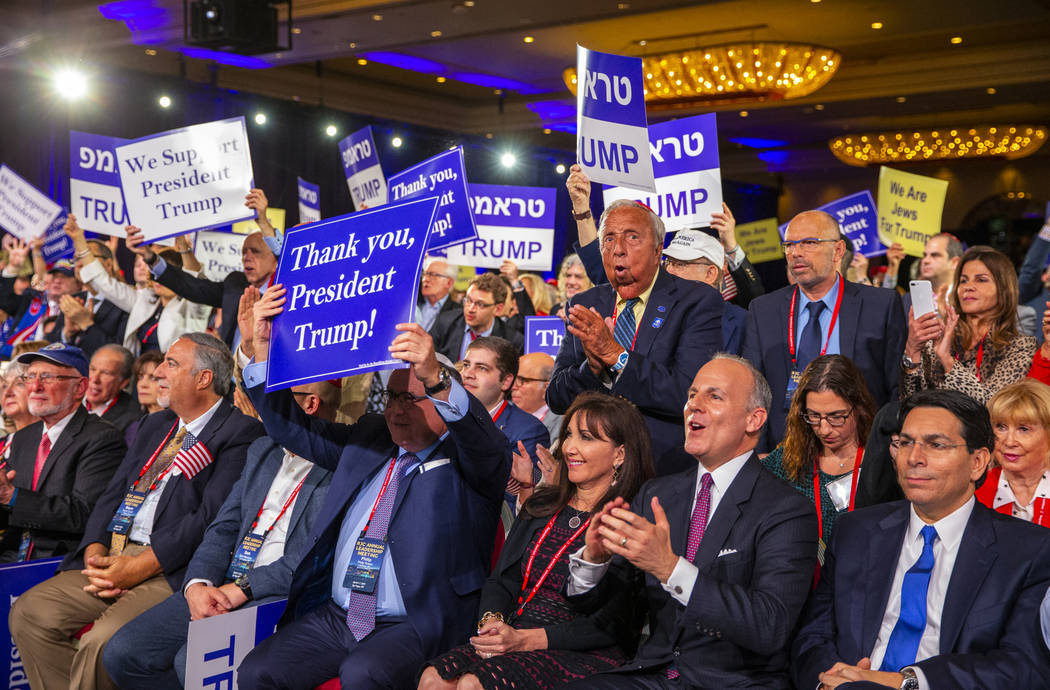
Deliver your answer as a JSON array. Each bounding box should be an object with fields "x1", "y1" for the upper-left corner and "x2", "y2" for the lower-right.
[
  {"x1": 576, "y1": 45, "x2": 655, "y2": 192},
  {"x1": 184, "y1": 599, "x2": 286, "y2": 690},
  {"x1": 339, "y1": 126, "x2": 388, "y2": 210},
  {"x1": 69, "y1": 130, "x2": 131, "y2": 237},
  {"x1": 297, "y1": 176, "x2": 321, "y2": 224},
  {"x1": 525, "y1": 317, "x2": 566, "y2": 357},
  {"x1": 265, "y1": 196, "x2": 440, "y2": 391},
  {"x1": 388, "y1": 147, "x2": 477, "y2": 252},
  {"x1": 603, "y1": 113, "x2": 722, "y2": 232},
  {"x1": 778, "y1": 190, "x2": 884, "y2": 257},
  {"x1": 0, "y1": 557, "x2": 62, "y2": 688},
  {"x1": 41, "y1": 207, "x2": 75, "y2": 266},
  {"x1": 444, "y1": 184, "x2": 556, "y2": 271}
]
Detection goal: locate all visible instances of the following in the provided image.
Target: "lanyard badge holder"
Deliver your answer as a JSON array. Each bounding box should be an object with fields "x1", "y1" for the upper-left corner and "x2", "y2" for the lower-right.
[
  {"x1": 343, "y1": 459, "x2": 399, "y2": 594},
  {"x1": 108, "y1": 422, "x2": 178, "y2": 555},
  {"x1": 785, "y1": 282, "x2": 844, "y2": 411},
  {"x1": 225, "y1": 477, "x2": 306, "y2": 581}
]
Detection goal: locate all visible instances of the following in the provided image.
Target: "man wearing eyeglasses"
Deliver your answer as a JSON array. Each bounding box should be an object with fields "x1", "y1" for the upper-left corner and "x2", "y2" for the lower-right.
[
  {"x1": 512, "y1": 352, "x2": 562, "y2": 442},
  {"x1": 793, "y1": 388, "x2": 1050, "y2": 690},
  {"x1": 415, "y1": 257, "x2": 459, "y2": 333},
  {"x1": 742, "y1": 210, "x2": 905, "y2": 451},
  {"x1": 429, "y1": 272, "x2": 524, "y2": 363},
  {"x1": 0, "y1": 342, "x2": 126, "y2": 562}
]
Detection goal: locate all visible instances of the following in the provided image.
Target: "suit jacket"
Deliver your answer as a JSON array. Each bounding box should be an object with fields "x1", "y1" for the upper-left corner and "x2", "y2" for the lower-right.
[
  {"x1": 62, "y1": 401, "x2": 265, "y2": 590},
  {"x1": 728, "y1": 255, "x2": 765, "y2": 309},
  {"x1": 792, "y1": 500, "x2": 1050, "y2": 689},
  {"x1": 45, "y1": 295, "x2": 129, "y2": 359},
  {"x1": 495, "y1": 401, "x2": 550, "y2": 468},
  {"x1": 246, "y1": 380, "x2": 511, "y2": 657},
  {"x1": 547, "y1": 269, "x2": 723, "y2": 469},
  {"x1": 183, "y1": 436, "x2": 332, "y2": 602},
  {"x1": 428, "y1": 310, "x2": 524, "y2": 363},
  {"x1": 1, "y1": 407, "x2": 127, "y2": 559},
  {"x1": 571, "y1": 455, "x2": 818, "y2": 687},
  {"x1": 743, "y1": 280, "x2": 906, "y2": 450},
  {"x1": 722, "y1": 301, "x2": 747, "y2": 356},
  {"x1": 97, "y1": 390, "x2": 143, "y2": 434},
  {"x1": 153, "y1": 264, "x2": 250, "y2": 347}
]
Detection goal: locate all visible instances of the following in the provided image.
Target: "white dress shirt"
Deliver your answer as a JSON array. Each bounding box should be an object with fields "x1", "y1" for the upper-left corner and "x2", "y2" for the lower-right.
[
  {"x1": 41, "y1": 406, "x2": 79, "y2": 448},
  {"x1": 568, "y1": 451, "x2": 752, "y2": 604}
]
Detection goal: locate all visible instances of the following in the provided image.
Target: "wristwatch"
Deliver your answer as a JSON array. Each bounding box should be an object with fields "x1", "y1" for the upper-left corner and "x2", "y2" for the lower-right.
[
  {"x1": 901, "y1": 353, "x2": 919, "y2": 370},
  {"x1": 899, "y1": 667, "x2": 919, "y2": 690},
  {"x1": 572, "y1": 208, "x2": 592, "y2": 221},
  {"x1": 234, "y1": 573, "x2": 254, "y2": 601},
  {"x1": 610, "y1": 350, "x2": 629, "y2": 374},
  {"x1": 424, "y1": 367, "x2": 452, "y2": 396}
]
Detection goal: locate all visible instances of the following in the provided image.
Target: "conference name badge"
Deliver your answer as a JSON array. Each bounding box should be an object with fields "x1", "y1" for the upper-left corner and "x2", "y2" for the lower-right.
[
  {"x1": 107, "y1": 490, "x2": 147, "y2": 535},
  {"x1": 226, "y1": 532, "x2": 265, "y2": 581},
  {"x1": 343, "y1": 536, "x2": 386, "y2": 594},
  {"x1": 785, "y1": 369, "x2": 802, "y2": 411}
]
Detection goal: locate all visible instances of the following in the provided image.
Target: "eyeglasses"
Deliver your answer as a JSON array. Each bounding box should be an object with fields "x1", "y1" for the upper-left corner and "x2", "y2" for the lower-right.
[
  {"x1": 800, "y1": 408, "x2": 853, "y2": 427},
  {"x1": 893, "y1": 437, "x2": 967, "y2": 456},
  {"x1": 422, "y1": 271, "x2": 451, "y2": 281},
  {"x1": 381, "y1": 389, "x2": 429, "y2": 407},
  {"x1": 513, "y1": 375, "x2": 549, "y2": 386},
  {"x1": 20, "y1": 373, "x2": 81, "y2": 385},
  {"x1": 662, "y1": 257, "x2": 713, "y2": 270},
  {"x1": 462, "y1": 296, "x2": 495, "y2": 310},
  {"x1": 780, "y1": 238, "x2": 840, "y2": 252}
]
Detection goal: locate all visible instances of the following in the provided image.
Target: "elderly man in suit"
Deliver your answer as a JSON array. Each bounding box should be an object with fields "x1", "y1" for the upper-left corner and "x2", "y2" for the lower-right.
[
  {"x1": 0, "y1": 342, "x2": 126, "y2": 561},
  {"x1": 416, "y1": 257, "x2": 459, "y2": 332},
  {"x1": 9, "y1": 333, "x2": 264, "y2": 690},
  {"x1": 743, "y1": 210, "x2": 905, "y2": 450},
  {"x1": 234, "y1": 284, "x2": 510, "y2": 689},
  {"x1": 563, "y1": 354, "x2": 818, "y2": 688},
  {"x1": 102, "y1": 379, "x2": 338, "y2": 689},
  {"x1": 792, "y1": 388, "x2": 1050, "y2": 690},
  {"x1": 512, "y1": 352, "x2": 563, "y2": 442},
  {"x1": 85, "y1": 344, "x2": 141, "y2": 432}
]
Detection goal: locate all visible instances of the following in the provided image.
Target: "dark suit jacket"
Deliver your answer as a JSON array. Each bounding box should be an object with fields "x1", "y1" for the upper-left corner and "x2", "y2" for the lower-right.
[
  {"x1": 722, "y1": 302, "x2": 747, "y2": 356},
  {"x1": 153, "y1": 265, "x2": 249, "y2": 347},
  {"x1": 743, "y1": 280, "x2": 906, "y2": 450},
  {"x1": 495, "y1": 401, "x2": 550, "y2": 470},
  {"x1": 183, "y1": 436, "x2": 332, "y2": 602},
  {"x1": 571, "y1": 455, "x2": 818, "y2": 687},
  {"x1": 428, "y1": 310, "x2": 524, "y2": 363},
  {"x1": 62, "y1": 401, "x2": 265, "y2": 590},
  {"x1": 547, "y1": 269, "x2": 723, "y2": 469},
  {"x1": 727, "y1": 255, "x2": 765, "y2": 309},
  {"x1": 98, "y1": 390, "x2": 142, "y2": 434},
  {"x1": 1, "y1": 407, "x2": 126, "y2": 559},
  {"x1": 792, "y1": 500, "x2": 1050, "y2": 690},
  {"x1": 46, "y1": 297, "x2": 129, "y2": 359},
  {"x1": 246, "y1": 380, "x2": 511, "y2": 658}
]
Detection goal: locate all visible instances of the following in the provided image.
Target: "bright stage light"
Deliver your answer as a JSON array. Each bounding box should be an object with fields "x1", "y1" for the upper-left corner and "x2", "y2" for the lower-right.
[
  {"x1": 391, "y1": 136, "x2": 403, "y2": 148},
  {"x1": 325, "y1": 124, "x2": 338, "y2": 137},
  {"x1": 53, "y1": 69, "x2": 87, "y2": 100},
  {"x1": 254, "y1": 112, "x2": 267, "y2": 125},
  {"x1": 158, "y1": 95, "x2": 172, "y2": 108},
  {"x1": 500, "y1": 152, "x2": 516, "y2": 168},
  {"x1": 555, "y1": 163, "x2": 566, "y2": 174}
]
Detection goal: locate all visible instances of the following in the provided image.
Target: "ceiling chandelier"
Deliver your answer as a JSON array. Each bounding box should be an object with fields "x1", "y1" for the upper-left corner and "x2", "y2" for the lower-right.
[
  {"x1": 564, "y1": 42, "x2": 841, "y2": 107},
  {"x1": 829, "y1": 125, "x2": 1048, "y2": 166}
]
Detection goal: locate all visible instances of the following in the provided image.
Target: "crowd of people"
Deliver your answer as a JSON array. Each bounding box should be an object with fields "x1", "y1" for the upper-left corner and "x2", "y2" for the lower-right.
[{"x1": 0, "y1": 170, "x2": 1047, "y2": 690}]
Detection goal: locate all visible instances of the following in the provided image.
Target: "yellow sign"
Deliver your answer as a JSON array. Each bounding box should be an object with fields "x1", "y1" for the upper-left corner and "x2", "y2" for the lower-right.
[
  {"x1": 735, "y1": 217, "x2": 784, "y2": 264},
  {"x1": 232, "y1": 208, "x2": 286, "y2": 235},
  {"x1": 877, "y1": 167, "x2": 948, "y2": 257},
  {"x1": 454, "y1": 264, "x2": 476, "y2": 292}
]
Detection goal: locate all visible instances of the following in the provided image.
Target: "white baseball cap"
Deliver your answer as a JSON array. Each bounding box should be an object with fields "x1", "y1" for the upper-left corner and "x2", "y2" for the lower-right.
[{"x1": 662, "y1": 230, "x2": 725, "y2": 266}]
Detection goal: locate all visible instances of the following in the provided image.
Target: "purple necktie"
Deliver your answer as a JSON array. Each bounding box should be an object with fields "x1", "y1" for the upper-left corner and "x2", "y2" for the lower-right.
[
  {"x1": 685, "y1": 473, "x2": 714, "y2": 562},
  {"x1": 345, "y1": 453, "x2": 415, "y2": 641}
]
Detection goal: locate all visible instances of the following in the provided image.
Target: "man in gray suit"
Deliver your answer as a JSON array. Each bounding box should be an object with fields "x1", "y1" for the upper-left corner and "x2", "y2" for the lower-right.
[
  {"x1": 512, "y1": 352, "x2": 563, "y2": 443},
  {"x1": 100, "y1": 379, "x2": 339, "y2": 689}
]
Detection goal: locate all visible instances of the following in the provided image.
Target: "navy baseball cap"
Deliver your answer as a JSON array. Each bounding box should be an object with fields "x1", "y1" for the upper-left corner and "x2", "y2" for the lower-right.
[
  {"x1": 47, "y1": 258, "x2": 76, "y2": 277},
  {"x1": 16, "y1": 342, "x2": 89, "y2": 376}
]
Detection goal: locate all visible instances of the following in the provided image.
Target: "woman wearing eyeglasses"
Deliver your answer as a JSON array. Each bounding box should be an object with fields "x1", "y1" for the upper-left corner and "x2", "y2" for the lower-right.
[
  {"x1": 418, "y1": 392, "x2": 652, "y2": 690},
  {"x1": 0, "y1": 366, "x2": 38, "y2": 458},
  {"x1": 761, "y1": 355, "x2": 877, "y2": 549}
]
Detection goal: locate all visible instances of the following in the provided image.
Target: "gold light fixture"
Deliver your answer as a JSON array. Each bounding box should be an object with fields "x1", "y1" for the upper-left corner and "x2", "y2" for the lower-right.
[
  {"x1": 829, "y1": 125, "x2": 1047, "y2": 166},
  {"x1": 563, "y1": 42, "x2": 840, "y2": 108}
]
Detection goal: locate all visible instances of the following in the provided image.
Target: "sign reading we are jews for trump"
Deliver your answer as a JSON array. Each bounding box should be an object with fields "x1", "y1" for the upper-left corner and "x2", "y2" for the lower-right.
[
  {"x1": 877, "y1": 166, "x2": 949, "y2": 258},
  {"x1": 388, "y1": 147, "x2": 477, "y2": 252},
  {"x1": 444, "y1": 183, "x2": 556, "y2": 272},
  {"x1": 576, "y1": 45, "x2": 656, "y2": 193},
  {"x1": 603, "y1": 113, "x2": 722, "y2": 232},
  {"x1": 339, "y1": 126, "x2": 388, "y2": 210},
  {"x1": 0, "y1": 164, "x2": 62, "y2": 241},
  {"x1": 115, "y1": 116, "x2": 256, "y2": 242},
  {"x1": 266, "y1": 196, "x2": 439, "y2": 391},
  {"x1": 69, "y1": 130, "x2": 130, "y2": 237}
]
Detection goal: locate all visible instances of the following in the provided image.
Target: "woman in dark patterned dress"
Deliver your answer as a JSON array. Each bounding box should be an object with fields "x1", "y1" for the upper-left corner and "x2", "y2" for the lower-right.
[{"x1": 418, "y1": 392, "x2": 653, "y2": 690}]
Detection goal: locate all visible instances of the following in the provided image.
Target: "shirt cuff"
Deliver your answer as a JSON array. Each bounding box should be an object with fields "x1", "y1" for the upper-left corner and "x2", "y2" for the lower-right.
[
  {"x1": 242, "y1": 360, "x2": 267, "y2": 388},
  {"x1": 429, "y1": 378, "x2": 468, "y2": 422},
  {"x1": 660, "y1": 557, "x2": 698, "y2": 605},
  {"x1": 566, "y1": 545, "x2": 611, "y2": 595},
  {"x1": 726, "y1": 244, "x2": 746, "y2": 270},
  {"x1": 911, "y1": 666, "x2": 929, "y2": 690},
  {"x1": 184, "y1": 578, "x2": 214, "y2": 595},
  {"x1": 150, "y1": 256, "x2": 168, "y2": 277},
  {"x1": 236, "y1": 344, "x2": 252, "y2": 370}
]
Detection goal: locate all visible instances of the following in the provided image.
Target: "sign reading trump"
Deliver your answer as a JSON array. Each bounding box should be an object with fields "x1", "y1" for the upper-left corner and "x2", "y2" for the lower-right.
[
  {"x1": 265, "y1": 196, "x2": 439, "y2": 391},
  {"x1": 115, "y1": 116, "x2": 256, "y2": 242},
  {"x1": 339, "y1": 126, "x2": 388, "y2": 210},
  {"x1": 444, "y1": 184, "x2": 556, "y2": 271}
]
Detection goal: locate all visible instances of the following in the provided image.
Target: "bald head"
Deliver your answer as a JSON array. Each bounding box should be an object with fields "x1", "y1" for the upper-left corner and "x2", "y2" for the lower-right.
[
  {"x1": 512, "y1": 352, "x2": 555, "y2": 414},
  {"x1": 783, "y1": 210, "x2": 846, "y2": 297}
]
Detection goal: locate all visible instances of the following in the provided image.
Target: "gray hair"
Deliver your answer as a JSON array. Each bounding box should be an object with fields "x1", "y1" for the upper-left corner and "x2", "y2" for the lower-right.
[
  {"x1": 711, "y1": 352, "x2": 772, "y2": 413},
  {"x1": 176, "y1": 332, "x2": 234, "y2": 396},
  {"x1": 598, "y1": 199, "x2": 666, "y2": 248},
  {"x1": 95, "y1": 344, "x2": 134, "y2": 381},
  {"x1": 424, "y1": 257, "x2": 458, "y2": 280}
]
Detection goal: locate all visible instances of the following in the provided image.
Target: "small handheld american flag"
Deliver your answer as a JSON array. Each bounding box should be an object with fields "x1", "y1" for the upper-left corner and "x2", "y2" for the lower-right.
[{"x1": 172, "y1": 433, "x2": 214, "y2": 479}]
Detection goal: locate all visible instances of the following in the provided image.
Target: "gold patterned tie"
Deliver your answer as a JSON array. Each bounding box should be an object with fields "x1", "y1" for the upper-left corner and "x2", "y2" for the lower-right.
[{"x1": 110, "y1": 427, "x2": 187, "y2": 555}]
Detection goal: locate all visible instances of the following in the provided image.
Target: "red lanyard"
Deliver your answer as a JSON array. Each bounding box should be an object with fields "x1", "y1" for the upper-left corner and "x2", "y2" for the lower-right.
[
  {"x1": 88, "y1": 397, "x2": 118, "y2": 416},
  {"x1": 492, "y1": 400, "x2": 509, "y2": 422},
  {"x1": 249, "y1": 475, "x2": 307, "y2": 538},
  {"x1": 612, "y1": 301, "x2": 641, "y2": 351},
  {"x1": 140, "y1": 321, "x2": 159, "y2": 345},
  {"x1": 956, "y1": 336, "x2": 986, "y2": 382},
  {"x1": 516, "y1": 510, "x2": 591, "y2": 616},
  {"x1": 788, "y1": 277, "x2": 844, "y2": 368},
  {"x1": 812, "y1": 445, "x2": 864, "y2": 540},
  {"x1": 132, "y1": 421, "x2": 179, "y2": 492},
  {"x1": 360, "y1": 458, "x2": 399, "y2": 537}
]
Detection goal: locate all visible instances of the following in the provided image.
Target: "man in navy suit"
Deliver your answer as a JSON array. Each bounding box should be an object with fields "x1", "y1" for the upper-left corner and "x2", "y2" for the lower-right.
[
  {"x1": 793, "y1": 389, "x2": 1050, "y2": 689},
  {"x1": 564, "y1": 354, "x2": 818, "y2": 688},
  {"x1": 547, "y1": 199, "x2": 723, "y2": 471},
  {"x1": 743, "y1": 210, "x2": 905, "y2": 450},
  {"x1": 235, "y1": 285, "x2": 510, "y2": 689},
  {"x1": 101, "y1": 379, "x2": 337, "y2": 689},
  {"x1": 9, "y1": 332, "x2": 264, "y2": 690}
]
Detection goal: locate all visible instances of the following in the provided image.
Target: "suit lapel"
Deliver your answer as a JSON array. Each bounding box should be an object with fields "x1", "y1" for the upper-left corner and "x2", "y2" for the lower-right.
[
  {"x1": 837, "y1": 280, "x2": 861, "y2": 359},
  {"x1": 389, "y1": 435, "x2": 457, "y2": 519},
  {"x1": 668, "y1": 466, "x2": 696, "y2": 554},
  {"x1": 860, "y1": 507, "x2": 909, "y2": 653},
  {"x1": 36, "y1": 407, "x2": 87, "y2": 489},
  {"x1": 939, "y1": 504, "x2": 997, "y2": 653},
  {"x1": 692, "y1": 455, "x2": 759, "y2": 570},
  {"x1": 286, "y1": 458, "x2": 328, "y2": 536},
  {"x1": 631, "y1": 270, "x2": 678, "y2": 357},
  {"x1": 155, "y1": 401, "x2": 233, "y2": 519}
]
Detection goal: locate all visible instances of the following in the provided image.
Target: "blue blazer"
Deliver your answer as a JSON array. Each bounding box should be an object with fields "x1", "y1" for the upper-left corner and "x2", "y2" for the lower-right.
[
  {"x1": 742, "y1": 280, "x2": 905, "y2": 450},
  {"x1": 246, "y1": 381, "x2": 511, "y2": 658},
  {"x1": 63, "y1": 401, "x2": 265, "y2": 591},
  {"x1": 495, "y1": 401, "x2": 550, "y2": 468},
  {"x1": 722, "y1": 302, "x2": 747, "y2": 356},
  {"x1": 792, "y1": 500, "x2": 1050, "y2": 689},
  {"x1": 182, "y1": 436, "x2": 332, "y2": 602},
  {"x1": 547, "y1": 269, "x2": 723, "y2": 468}
]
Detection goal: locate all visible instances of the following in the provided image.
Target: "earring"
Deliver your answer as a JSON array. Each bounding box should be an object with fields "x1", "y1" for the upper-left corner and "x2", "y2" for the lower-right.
[{"x1": 611, "y1": 464, "x2": 621, "y2": 485}]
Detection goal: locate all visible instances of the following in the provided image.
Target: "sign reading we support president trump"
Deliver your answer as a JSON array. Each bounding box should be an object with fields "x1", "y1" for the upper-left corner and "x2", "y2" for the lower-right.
[
  {"x1": 877, "y1": 166, "x2": 949, "y2": 257},
  {"x1": 603, "y1": 113, "x2": 722, "y2": 231},
  {"x1": 0, "y1": 165, "x2": 62, "y2": 241},
  {"x1": 69, "y1": 130, "x2": 130, "y2": 237},
  {"x1": 184, "y1": 599, "x2": 286, "y2": 690},
  {"x1": 339, "y1": 126, "x2": 388, "y2": 210},
  {"x1": 576, "y1": 45, "x2": 656, "y2": 192},
  {"x1": 444, "y1": 184, "x2": 556, "y2": 271},
  {"x1": 297, "y1": 177, "x2": 321, "y2": 224},
  {"x1": 115, "y1": 116, "x2": 255, "y2": 242},
  {"x1": 265, "y1": 196, "x2": 439, "y2": 391},
  {"x1": 388, "y1": 147, "x2": 477, "y2": 252}
]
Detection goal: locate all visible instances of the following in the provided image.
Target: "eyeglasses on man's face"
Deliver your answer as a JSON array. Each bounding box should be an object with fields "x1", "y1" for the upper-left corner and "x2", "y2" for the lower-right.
[
  {"x1": 20, "y1": 372, "x2": 81, "y2": 386},
  {"x1": 462, "y1": 296, "x2": 495, "y2": 310},
  {"x1": 381, "y1": 389, "x2": 429, "y2": 407},
  {"x1": 780, "y1": 238, "x2": 840, "y2": 253},
  {"x1": 891, "y1": 436, "x2": 967, "y2": 457}
]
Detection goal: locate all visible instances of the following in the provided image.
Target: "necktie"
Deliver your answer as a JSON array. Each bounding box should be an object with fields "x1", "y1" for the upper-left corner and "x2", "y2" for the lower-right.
[
  {"x1": 613, "y1": 298, "x2": 641, "y2": 351},
  {"x1": 685, "y1": 473, "x2": 714, "y2": 561},
  {"x1": 346, "y1": 453, "x2": 416, "y2": 641},
  {"x1": 880, "y1": 525, "x2": 938, "y2": 671},
  {"x1": 32, "y1": 432, "x2": 51, "y2": 491},
  {"x1": 796, "y1": 300, "x2": 827, "y2": 370},
  {"x1": 140, "y1": 427, "x2": 188, "y2": 490}
]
